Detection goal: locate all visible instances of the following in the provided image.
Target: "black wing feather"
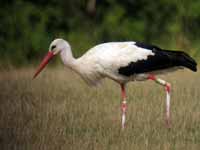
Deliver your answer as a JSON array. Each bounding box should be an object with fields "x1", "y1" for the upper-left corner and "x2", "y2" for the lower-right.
[{"x1": 118, "y1": 42, "x2": 197, "y2": 76}]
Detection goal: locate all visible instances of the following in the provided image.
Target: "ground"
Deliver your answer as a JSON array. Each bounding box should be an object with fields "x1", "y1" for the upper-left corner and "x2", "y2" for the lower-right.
[{"x1": 0, "y1": 67, "x2": 200, "y2": 150}]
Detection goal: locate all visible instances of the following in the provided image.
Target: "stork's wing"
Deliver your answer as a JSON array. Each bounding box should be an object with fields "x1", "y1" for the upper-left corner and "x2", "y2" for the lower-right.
[
  {"x1": 117, "y1": 42, "x2": 197, "y2": 76},
  {"x1": 90, "y1": 41, "x2": 196, "y2": 77}
]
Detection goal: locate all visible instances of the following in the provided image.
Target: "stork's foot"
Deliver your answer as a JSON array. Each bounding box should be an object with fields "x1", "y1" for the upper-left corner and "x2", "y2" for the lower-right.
[{"x1": 165, "y1": 117, "x2": 171, "y2": 129}]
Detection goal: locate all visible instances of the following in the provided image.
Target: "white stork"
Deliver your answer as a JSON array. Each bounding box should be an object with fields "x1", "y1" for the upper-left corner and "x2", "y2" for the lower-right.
[{"x1": 33, "y1": 38, "x2": 197, "y2": 129}]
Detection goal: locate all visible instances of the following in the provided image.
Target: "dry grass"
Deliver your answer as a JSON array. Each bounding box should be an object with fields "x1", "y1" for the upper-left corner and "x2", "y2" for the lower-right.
[{"x1": 0, "y1": 67, "x2": 200, "y2": 150}]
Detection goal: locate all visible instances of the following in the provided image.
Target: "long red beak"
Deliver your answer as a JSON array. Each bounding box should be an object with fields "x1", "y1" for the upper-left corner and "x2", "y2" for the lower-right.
[{"x1": 33, "y1": 51, "x2": 55, "y2": 79}]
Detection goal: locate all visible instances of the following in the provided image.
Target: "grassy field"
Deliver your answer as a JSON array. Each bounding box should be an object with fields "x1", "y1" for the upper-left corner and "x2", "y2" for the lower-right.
[{"x1": 0, "y1": 67, "x2": 200, "y2": 150}]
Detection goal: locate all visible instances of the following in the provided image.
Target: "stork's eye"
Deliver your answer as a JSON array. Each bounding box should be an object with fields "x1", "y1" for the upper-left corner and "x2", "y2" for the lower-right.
[{"x1": 51, "y1": 45, "x2": 56, "y2": 50}]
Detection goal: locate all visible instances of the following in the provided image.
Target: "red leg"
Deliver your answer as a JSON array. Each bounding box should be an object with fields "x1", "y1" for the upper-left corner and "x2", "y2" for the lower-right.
[
  {"x1": 148, "y1": 74, "x2": 171, "y2": 128},
  {"x1": 165, "y1": 83, "x2": 171, "y2": 128},
  {"x1": 120, "y1": 84, "x2": 127, "y2": 129}
]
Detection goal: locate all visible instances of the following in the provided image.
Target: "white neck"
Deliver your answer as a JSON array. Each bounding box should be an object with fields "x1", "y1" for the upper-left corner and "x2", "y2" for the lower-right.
[
  {"x1": 60, "y1": 47, "x2": 80, "y2": 72},
  {"x1": 59, "y1": 43, "x2": 100, "y2": 86}
]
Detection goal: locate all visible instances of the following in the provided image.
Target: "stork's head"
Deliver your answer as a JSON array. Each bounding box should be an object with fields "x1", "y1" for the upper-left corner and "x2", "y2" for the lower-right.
[
  {"x1": 33, "y1": 38, "x2": 70, "y2": 78},
  {"x1": 49, "y1": 38, "x2": 71, "y2": 55}
]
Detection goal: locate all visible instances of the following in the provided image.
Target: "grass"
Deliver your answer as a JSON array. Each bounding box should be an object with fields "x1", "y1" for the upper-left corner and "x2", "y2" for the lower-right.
[{"x1": 0, "y1": 67, "x2": 200, "y2": 150}]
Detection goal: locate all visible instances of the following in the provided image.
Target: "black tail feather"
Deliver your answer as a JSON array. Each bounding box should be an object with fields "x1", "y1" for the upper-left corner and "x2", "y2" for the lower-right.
[
  {"x1": 179, "y1": 52, "x2": 197, "y2": 72},
  {"x1": 161, "y1": 49, "x2": 197, "y2": 72}
]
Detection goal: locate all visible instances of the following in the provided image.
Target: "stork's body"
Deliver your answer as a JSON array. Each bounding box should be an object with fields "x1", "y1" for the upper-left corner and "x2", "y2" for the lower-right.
[{"x1": 34, "y1": 39, "x2": 197, "y2": 129}]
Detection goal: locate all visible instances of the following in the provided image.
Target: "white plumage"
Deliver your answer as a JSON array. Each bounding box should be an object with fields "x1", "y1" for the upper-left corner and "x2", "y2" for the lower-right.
[
  {"x1": 34, "y1": 38, "x2": 197, "y2": 129},
  {"x1": 58, "y1": 40, "x2": 155, "y2": 85}
]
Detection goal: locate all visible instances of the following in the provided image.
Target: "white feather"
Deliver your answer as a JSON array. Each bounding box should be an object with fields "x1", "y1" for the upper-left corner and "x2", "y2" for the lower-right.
[
  {"x1": 51, "y1": 39, "x2": 177, "y2": 85},
  {"x1": 77, "y1": 42, "x2": 154, "y2": 84}
]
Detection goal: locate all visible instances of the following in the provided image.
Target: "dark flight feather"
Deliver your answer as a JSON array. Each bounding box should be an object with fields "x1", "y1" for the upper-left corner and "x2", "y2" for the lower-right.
[{"x1": 118, "y1": 42, "x2": 197, "y2": 76}]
